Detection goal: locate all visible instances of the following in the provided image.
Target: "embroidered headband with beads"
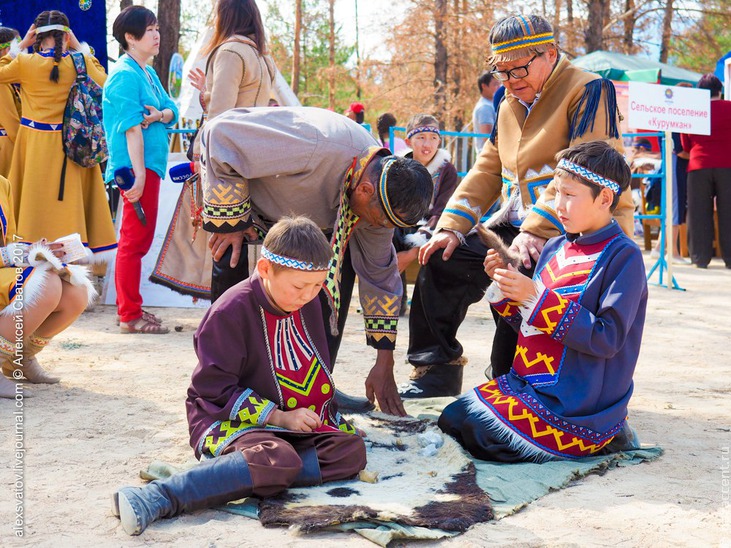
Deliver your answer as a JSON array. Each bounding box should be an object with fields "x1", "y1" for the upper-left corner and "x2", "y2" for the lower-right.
[
  {"x1": 35, "y1": 24, "x2": 71, "y2": 34},
  {"x1": 492, "y1": 32, "x2": 555, "y2": 54},
  {"x1": 377, "y1": 158, "x2": 411, "y2": 228},
  {"x1": 406, "y1": 126, "x2": 441, "y2": 140},
  {"x1": 261, "y1": 246, "x2": 330, "y2": 271},
  {"x1": 556, "y1": 159, "x2": 621, "y2": 194}
]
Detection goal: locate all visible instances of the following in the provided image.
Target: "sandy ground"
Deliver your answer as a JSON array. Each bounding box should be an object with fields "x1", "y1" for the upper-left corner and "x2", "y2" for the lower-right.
[{"x1": 1, "y1": 251, "x2": 730, "y2": 547}]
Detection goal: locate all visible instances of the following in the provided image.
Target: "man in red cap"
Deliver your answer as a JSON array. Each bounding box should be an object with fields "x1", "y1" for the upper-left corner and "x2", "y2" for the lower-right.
[{"x1": 345, "y1": 101, "x2": 365, "y2": 124}]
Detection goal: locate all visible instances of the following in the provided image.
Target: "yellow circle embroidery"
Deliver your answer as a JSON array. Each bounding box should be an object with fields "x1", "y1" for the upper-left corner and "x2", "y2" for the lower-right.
[
  {"x1": 321, "y1": 384, "x2": 331, "y2": 394},
  {"x1": 287, "y1": 397, "x2": 297, "y2": 408},
  {"x1": 309, "y1": 405, "x2": 316, "y2": 412}
]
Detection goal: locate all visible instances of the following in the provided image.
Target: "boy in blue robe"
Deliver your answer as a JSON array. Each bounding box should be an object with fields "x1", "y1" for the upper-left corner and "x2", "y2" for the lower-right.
[{"x1": 439, "y1": 141, "x2": 647, "y2": 462}]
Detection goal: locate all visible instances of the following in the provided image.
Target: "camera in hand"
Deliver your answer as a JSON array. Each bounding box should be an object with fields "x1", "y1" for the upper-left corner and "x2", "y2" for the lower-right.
[{"x1": 114, "y1": 167, "x2": 147, "y2": 226}]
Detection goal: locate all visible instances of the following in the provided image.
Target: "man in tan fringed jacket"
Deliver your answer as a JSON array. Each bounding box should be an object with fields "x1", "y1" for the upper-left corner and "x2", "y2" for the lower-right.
[{"x1": 400, "y1": 14, "x2": 635, "y2": 398}]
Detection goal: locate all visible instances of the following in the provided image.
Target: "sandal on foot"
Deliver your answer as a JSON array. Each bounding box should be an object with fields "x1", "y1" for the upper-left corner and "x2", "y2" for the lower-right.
[
  {"x1": 120, "y1": 317, "x2": 170, "y2": 335},
  {"x1": 116, "y1": 310, "x2": 162, "y2": 326}
]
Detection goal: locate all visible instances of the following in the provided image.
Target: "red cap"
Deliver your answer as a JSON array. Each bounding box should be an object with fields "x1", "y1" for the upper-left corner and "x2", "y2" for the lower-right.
[{"x1": 349, "y1": 102, "x2": 365, "y2": 114}]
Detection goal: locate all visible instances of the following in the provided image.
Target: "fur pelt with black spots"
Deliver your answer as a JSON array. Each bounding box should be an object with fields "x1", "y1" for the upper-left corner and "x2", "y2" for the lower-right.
[{"x1": 257, "y1": 414, "x2": 493, "y2": 533}]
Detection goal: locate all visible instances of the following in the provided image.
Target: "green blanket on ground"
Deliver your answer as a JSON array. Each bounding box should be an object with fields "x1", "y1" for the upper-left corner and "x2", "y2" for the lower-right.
[
  {"x1": 403, "y1": 397, "x2": 663, "y2": 519},
  {"x1": 143, "y1": 397, "x2": 662, "y2": 546}
]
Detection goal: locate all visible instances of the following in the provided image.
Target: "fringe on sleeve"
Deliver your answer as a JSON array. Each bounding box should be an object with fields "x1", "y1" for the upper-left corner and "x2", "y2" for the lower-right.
[{"x1": 569, "y1": 79, "x2": 619, "y2": 141}]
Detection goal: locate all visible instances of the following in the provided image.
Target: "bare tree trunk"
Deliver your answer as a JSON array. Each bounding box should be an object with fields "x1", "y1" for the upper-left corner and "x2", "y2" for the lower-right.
[
  {"x1": 659, "y1": 0, "x2": 674, "y2": 63},
  {"x1": 565, "y1": 0, "x2": 575, "y2": 52},
  {"x1": 355, "y1": 0, "x2": 361, "y2": 99},
  {"x1": 448, "y1": 0, "x2": 462, "y2": 130},
  {"x1": 119, "y1": 0, "x2": 133, "y2": 57},
  {"x1": 291, "y1": 0, "x2": 302, "y2": 96},
  {"x1": 328, "y1": 0, "x2": 335, "y2": 109},
  {"x1": 434, "y1": 0, "x2": 448, "y2": 120},
  {"x1": 553, "y1": 0, "x2": 563, "y2": 44},
  {"x1": 623, "y1": 0, "x2": 635, "y2": 52},
  {"x1": 154, "y1": 0, "x2": 181, "y2": 92},
  {"x1": 585, "y1": 0, "x2": 606, "y2": 53}
]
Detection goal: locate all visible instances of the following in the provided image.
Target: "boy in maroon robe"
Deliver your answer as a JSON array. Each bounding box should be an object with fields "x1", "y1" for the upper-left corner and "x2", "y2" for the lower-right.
[{"x1": 113, "y1": 216, "x2": 366, "y2": 535}]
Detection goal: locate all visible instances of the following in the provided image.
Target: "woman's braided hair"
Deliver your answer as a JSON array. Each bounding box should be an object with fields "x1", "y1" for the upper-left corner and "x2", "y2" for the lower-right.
[{"x1": 33, "y1": 10, "x2": 70, "y2": 83}]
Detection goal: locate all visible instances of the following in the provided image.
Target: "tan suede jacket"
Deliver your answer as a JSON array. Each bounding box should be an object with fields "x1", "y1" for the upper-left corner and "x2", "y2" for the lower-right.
[{"x1": 439, "y1": 56, "x2": 633, "y2": 239}]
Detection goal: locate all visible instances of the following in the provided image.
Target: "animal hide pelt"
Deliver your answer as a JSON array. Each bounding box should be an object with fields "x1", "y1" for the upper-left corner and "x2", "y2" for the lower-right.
[
  {"x1": 475, "y1": 224, "x2": 519, "y2": 268},
  {"x1": 258, "y1": 414, "x2": 493, "y2": 532}
]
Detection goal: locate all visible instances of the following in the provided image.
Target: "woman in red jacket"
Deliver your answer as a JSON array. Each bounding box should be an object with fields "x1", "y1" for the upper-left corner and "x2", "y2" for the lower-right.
[{"x1": 681, "y1": 74, "x2": 731, "y2": 269}]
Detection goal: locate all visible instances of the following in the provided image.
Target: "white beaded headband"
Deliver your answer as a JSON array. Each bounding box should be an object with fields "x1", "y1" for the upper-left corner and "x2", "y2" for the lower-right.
[
  {"x1": 406, "y1": 126, "x2": 440, "y2": 140},
  {"x1": 556, "y1": 159, "x2": 621, "y2": 194},
  {"x1": 35, "y1": 24, "x2": 71, "y2": 34},
  {"x1": 261, "y1": 246, "x2": 330, "y2": 271}
]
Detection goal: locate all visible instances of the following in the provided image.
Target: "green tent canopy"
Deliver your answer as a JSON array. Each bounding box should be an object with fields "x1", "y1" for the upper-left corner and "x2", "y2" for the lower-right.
[{"x1": 571, "y1": 50, "x2": 701, "y2": 86}]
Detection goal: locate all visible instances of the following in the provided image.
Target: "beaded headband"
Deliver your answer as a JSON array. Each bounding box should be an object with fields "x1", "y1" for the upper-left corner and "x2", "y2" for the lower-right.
[
  {"x1": 35, "y1": 24, "x2": 71, "y2": 34},
  {"x1": 377, "y1": 158, "x2": 412, "y2": 228},
  {"x1": 0, "y1": 41, "x2": 12, "y2": 50},
  {"x1": 491, "y1": 32, "x2": 555, "y2": 55},
  {"x1": 556, "y1": 159, "x2": 621, "y2": 194},
  {"x1": 406, "y1": 126, "x2": 440, "y2": 140},
  {"x1": 261, "y1": 246, "x2": 330, "y2": 271}
]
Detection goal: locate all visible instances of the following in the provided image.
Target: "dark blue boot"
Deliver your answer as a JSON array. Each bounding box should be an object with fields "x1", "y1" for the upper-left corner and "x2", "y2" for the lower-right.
[
  {"x1": 113, "y1": 451, "x2": 252, "y2": 536},
  {"x1": 399, "y1": 363, "x2": 464, "y2": 398},
  {"x1": 291, "y1": 445, "x2": 322, "y2": 487},
  {"x1": 334, "y1": 388, "x2": 375, "y2": 413}
]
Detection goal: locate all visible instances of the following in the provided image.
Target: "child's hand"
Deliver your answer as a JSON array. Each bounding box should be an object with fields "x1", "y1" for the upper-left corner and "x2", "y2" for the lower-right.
[
  {"x1": 492, "y1": 263, "x2": 538, "y2": 303},
  {"x1": 268, "y1": 408, "x2": 322, "y2": 432},
  {"x1": 483, "y1": 249, "x2": 505, "y2": 279}
]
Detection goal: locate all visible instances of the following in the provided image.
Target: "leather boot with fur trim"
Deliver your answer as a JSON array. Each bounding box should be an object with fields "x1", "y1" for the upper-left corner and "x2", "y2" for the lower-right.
[
  {"x1": 398, "y1": 358, "x2": 467, "y2": 398},
  {"x1": 2, "y1": 335, "x2": 60, "y2": 384}
]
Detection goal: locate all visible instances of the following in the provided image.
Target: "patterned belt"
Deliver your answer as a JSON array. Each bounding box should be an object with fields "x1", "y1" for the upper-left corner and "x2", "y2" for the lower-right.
[{"x1": 20, "y1": 118, "x2": 62, "y2": 131}]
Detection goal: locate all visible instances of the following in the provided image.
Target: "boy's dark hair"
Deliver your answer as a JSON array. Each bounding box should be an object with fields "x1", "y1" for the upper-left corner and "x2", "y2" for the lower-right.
[
  {"x1": 33, "y1": 10, "x2": 69, "y2": 83},
  {"x1": 113, "y1": 6, "x2": 157, "y2": 51},
  {"x1": 477, "y1": 71, "x2": 495, "y2": 92},
  {"x1": 405, "y1": 113, "x2": 440, "y2": 134},
  {"x1": 697, "y1": 73, "x2": 723, "y2": 97},
  {"x1": 367, "y1": 156, "x2": 433, "y2": 226},
  {"x1": 0, "y1": 27, "x2": 19, "y2": 46},
  {"x1": 376, "y1": 112, "x2": 397, "y2": 140},
  {"x1": 555, "y1": 141, "x2": 631, "y2": 212},
  {"x1": 263, "y1": 216, "x2": 333, "y2": 271}
]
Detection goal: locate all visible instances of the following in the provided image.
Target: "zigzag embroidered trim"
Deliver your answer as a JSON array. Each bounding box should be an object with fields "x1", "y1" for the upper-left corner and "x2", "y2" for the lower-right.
[
  {"x1": 556, "y1": 159, "x2": 621, "y2": 194},
  {"x1": 261, "y1": 246, "x2": 329, "y2": 271}
]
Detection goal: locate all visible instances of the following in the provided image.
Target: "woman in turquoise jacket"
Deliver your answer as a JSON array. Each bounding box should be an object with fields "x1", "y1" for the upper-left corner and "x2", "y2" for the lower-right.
[{"x1": 103, "y1": 5, "x2": 178, "y2": 334}]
